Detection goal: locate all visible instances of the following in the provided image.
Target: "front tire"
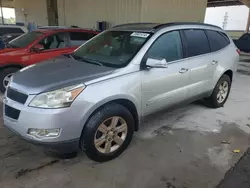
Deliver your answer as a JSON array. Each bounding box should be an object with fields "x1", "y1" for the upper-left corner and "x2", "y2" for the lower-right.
[
  {"x1": 80, "y1": 103, "x2": 135, "y2": 162},
  {"x1": 0, "y1": 67, "x2": 20, "y2": 92},
  {"x1": 206, "y1": 74, "x2": 231, "y2": 108}
]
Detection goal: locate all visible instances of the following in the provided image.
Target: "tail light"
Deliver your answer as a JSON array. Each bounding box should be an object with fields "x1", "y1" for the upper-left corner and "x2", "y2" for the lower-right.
[{"x1": 236, "y1": 49, "x2": 240, "y2": 55}]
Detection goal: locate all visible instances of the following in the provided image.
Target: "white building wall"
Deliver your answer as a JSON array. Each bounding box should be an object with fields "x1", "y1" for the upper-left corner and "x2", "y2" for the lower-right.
[
  {"x1": 140, "y1": 0, "x2": 207, "y2": 23},
  {"x1": 9, "y1": 0, "x2": 207, "y2": 28},
  {"x1": 16, "y1": 0, "x2": 47, "y2": 25},
  {"x1": 57, "y1": 0, "x2": 142, "y2": 28},
  {"x1": 4, "y1": 0, "x2": 48, "y2": 26}
]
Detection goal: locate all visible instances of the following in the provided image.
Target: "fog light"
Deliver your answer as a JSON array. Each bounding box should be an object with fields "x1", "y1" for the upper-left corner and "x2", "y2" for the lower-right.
[{"x1": 27, "y1": 128, "x2": 60, "y2": 138}]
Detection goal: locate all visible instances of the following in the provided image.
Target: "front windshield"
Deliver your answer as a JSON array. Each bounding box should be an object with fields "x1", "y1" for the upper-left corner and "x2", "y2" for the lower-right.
[
  {"x1": 72, "y1": 30, "x2": 151, "y2": 68},
  {"x1": 8, "y1": 31, "x2": 44, "y2": 48}
]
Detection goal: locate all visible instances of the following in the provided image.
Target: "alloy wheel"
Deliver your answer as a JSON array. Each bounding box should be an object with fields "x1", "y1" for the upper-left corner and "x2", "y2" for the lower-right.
[
  {"x1": 94, "y1": 116, "x2": 128, "y2": 154},
  {"x1": 217, "y1": 81, "x2": 229, "y2": 103},
  {"x1": 3, "y1": 73, "x2": 13, "y2": 89}
]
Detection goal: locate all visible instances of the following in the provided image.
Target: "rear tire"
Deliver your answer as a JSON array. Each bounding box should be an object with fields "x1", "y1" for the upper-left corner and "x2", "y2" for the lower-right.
[
  {"x1": 205, "y1": 74, "x2": 231, "y2": 108},
  {"x1": 80, "y1": 103, "x2": 135, "y2": 162},
  {"x1": 0, "y1": 67, "x2": 20, "y2": 92}
]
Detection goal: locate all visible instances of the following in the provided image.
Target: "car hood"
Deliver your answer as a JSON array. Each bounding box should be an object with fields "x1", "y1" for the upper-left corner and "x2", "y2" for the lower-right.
[
  {"x1": 0, "y1": 48, "x2": 27, "y2": 56},
  {"x1": 11, "y1": 56, "x2": 115, "y2": 94}
]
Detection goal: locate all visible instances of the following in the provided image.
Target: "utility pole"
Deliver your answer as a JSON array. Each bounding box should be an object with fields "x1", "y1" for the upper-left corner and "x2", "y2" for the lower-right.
[
  {"x1": 245, "y1": 8, "x2": 250, "y2": 33},
  {"x1": 222, "y1": 12, "x2": 228, "y2": 30},
  {"x1": 0, "y1": 0, "x2": 4, "y2": 25}
]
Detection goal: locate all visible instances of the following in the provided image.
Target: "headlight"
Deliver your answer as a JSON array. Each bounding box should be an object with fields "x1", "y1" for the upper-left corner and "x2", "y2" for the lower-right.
[{"x1": 29, "y1": 84, "x2": 85, "y2": 108}]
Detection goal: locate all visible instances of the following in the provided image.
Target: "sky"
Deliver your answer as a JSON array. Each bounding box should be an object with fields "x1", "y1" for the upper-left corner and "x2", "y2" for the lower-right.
[
  {"x1": 205, "y1": 5, "x2": 249, "y2": 30},
  {"x1": 0, "y1": 7, "x2": 15, "y2": 18}
]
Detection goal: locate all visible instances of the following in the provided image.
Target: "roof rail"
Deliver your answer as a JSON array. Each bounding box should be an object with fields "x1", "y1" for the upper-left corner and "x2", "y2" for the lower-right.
[
  {"x1": 113, "y1": 23, "x2": 158, "y2": 28},
  {"x1": 153, "y1": 22, "x2": 222, "y2": 30}
]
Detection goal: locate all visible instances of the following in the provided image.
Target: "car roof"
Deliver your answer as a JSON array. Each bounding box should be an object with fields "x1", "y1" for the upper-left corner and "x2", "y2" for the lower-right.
[
  {"x1": 0, "y1": 24, "x2": 26, "y2": 28},
  {"x1": 35, "y1": 28, "x2": 100, "y2": 34},
  {"x1": 112, "y1": 22, "x2": 222, "y2": 32},
  {"x1": 0, "y1": 24, "x2": 28, "y2": 33}
]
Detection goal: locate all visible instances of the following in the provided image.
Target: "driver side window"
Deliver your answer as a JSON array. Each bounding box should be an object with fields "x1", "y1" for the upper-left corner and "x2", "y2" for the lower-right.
[
  {"x1": 147, "y1": 31, "x2": 183, "y2": 62},
  {"x1": 38, "y1": 33, "x2": 68, "y2": 50}
]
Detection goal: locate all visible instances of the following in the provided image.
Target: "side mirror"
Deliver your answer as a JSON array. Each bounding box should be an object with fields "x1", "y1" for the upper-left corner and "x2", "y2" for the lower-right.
[
  {"x1": 146, "y1": 58, "x2": 168, "y2": 68},
  {"x1": 32, "y1": 44, "x2": 44, "y2": 52}
]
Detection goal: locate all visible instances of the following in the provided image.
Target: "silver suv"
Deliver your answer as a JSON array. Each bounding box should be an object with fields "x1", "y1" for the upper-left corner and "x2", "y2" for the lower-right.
[{"x1": 3, "y1": 23, "x2": 239, "y2": 162}]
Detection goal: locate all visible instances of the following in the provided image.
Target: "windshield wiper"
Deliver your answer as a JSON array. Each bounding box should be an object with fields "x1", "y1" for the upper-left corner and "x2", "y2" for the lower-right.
[{"x1": 71, "y1": 55, "x2": 103, "y2": 66}]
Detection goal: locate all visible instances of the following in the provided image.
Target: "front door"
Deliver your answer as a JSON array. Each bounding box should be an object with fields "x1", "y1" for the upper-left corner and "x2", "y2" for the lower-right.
[
  {"x1": 141, "y1": 31, "x2": 189, "y2": 116},
  {"x1": 28, "y1": 32, "x2": 75, "y2": 65}
]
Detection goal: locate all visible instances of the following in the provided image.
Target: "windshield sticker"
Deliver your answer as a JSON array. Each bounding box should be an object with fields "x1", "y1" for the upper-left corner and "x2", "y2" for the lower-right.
[{"x1": 131, "y1": 32, "x2": 150, "y2": 38}]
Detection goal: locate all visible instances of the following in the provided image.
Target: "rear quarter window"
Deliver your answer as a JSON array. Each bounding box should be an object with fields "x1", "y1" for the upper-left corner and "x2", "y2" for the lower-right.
[
  {"x1": 183, "y1": 29, "x2": 210, "y2": 57},
  {"x1": 206, "y1": 30, "x2": 230, "y2": 52}
]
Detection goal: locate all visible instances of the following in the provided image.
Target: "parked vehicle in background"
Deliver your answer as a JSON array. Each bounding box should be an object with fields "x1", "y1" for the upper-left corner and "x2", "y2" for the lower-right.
[
  {"x1": 0, "y1": 28, "x2": 99, "y2": 92},
  {"x1": 38, "y1": 26, "x2": 69, "y2": 29},
  {"x1": 0, "y1": 25, "x2": 27, "y2": 36},
  {"x1": 233, "y1": 33, "x2": 250, "y2": 53},
  {"x1": 0, "y1": 33, "x2": 23, "y2": 46},
  {"x1": 3, "y1": 23, "x2": 239, "y2": 162}
]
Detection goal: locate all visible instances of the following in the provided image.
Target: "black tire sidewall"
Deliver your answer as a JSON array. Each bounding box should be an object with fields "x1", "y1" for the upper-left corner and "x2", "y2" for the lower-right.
[
  {"x1": 81, "y1": 103, "x2": 135, "y2": 162},
  {"x1": 0, "y1": 68, "x2": 19, "y2": 92},
  {"x1": 210, "y1": 75, "x2": 231, "y2": 108}
]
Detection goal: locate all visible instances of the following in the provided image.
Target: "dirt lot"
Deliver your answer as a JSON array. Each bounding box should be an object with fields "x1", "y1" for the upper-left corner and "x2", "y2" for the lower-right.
[{"x1": 0, "y1": 72, "x2": 250, "y2": 188}]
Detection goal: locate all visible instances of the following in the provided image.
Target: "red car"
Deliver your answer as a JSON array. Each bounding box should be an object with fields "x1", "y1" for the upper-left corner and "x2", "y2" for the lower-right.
[{"x1": 0, "y1": 28, "x2": 99, "y2": 92}]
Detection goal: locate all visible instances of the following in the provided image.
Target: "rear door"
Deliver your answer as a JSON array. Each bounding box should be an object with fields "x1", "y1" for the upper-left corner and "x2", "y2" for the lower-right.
[
  {"x1": 181, "y1": 29, "x2": 214, "y2": 98},
  {"x1": 29, "y1": 32, "x2": 73, "y2": 64},
  {"x1": 205, "y1": 30, "x2": 231, "y2": 84}
]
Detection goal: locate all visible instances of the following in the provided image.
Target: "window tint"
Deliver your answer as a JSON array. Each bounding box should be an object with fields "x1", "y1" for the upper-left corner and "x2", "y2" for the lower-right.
[
  {"x1": 38, "y1": 32, "x2": 68, "y2": 50},
  {"x1": 147, "y1": 31, "x2": 183, "y2": 62},
  {"x1": 70, "y1": 32, "x2": 96, "y2": 46},
  {"x1": 0, "y1": 27, "x2": 24, "y2": 36},
  {"x1": 206, "y1": 30, "x2": 230, "y2": 52},
  {"x1": 184, "y1": 30, "x2": 210, "y2": 57}
]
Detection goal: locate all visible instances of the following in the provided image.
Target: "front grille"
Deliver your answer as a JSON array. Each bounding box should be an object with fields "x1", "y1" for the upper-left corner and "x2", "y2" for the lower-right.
[
  {"x1": 7, "y1": 87, "x2": 28, "y2": 104},
  {"x1": 5, "y1": 105, "x2": 20, "y2": 120}
]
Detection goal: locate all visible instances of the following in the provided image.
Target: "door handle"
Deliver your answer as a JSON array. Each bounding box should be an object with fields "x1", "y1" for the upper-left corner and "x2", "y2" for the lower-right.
[
  {"x1": 179, "y1": 68, "x2": 189, "y2": 74},
  {"x1": 211, "y1": 60, "x2": 218, "y2": 65}
]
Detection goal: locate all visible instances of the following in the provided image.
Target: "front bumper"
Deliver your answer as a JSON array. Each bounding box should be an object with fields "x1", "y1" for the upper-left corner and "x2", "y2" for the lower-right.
[
  {"x1": 5, "y1": 123, "x2": 79, "y2": 152},
  {"x1": 3, "y1": 91, "x2": 83, "y2": 148}
]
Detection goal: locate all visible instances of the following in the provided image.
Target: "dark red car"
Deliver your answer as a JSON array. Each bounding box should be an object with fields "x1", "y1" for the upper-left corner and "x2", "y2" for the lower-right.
[{"x1": 0, "y1": 28, "x2": 99, "y2": 92}]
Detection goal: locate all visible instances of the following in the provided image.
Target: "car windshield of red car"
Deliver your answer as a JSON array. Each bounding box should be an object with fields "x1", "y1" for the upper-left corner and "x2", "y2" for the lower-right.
[{"x1": 8, "y1": 31, "x2": 44, "y2": 48}]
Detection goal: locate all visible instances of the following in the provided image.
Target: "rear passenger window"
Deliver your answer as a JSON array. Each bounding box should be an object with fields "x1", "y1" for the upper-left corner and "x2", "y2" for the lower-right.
[
  {"x1": 70, "y1": 32, "x2": 96, "y2": 46},
  {"x1": 184, "y1": 30, "x2": 210, "y2": 57},
  {"x1": 147, "y1": 31, "x2": 183, "y2": 62},
  {"x1": 206, "y1": 30, "x2": 230, "y2": 52}
]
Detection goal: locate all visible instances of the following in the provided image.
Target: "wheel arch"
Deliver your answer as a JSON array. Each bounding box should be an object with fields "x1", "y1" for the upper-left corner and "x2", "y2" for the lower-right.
[
  {"x1": 223, "y1": 69, "x2": 233, "y2": 82},
  {"x1": 82, "y1": 97, "x2": 140, "y2": 133}
]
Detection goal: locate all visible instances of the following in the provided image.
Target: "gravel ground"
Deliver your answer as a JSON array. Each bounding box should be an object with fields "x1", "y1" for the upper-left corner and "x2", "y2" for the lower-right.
[{"x1": 0, "y1": 71, "x2": 249, "y2": 188}]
